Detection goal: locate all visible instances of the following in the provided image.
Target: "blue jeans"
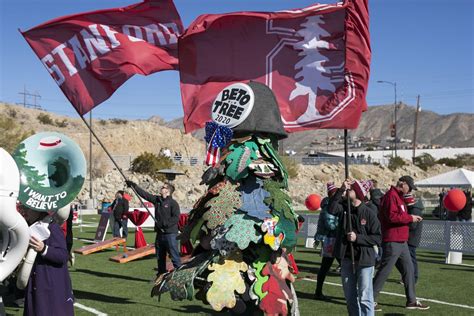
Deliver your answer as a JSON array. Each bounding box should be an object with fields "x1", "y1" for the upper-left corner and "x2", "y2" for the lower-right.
[
  {"x1": 155, "y1": 233, "x2": 181, "y2": 274},
  {"x1": 113, "y1": 219, "x2": 128, "y2": 238},
  {"x1": 341, "y1": 258, "x2": 375, "y2": 316}
]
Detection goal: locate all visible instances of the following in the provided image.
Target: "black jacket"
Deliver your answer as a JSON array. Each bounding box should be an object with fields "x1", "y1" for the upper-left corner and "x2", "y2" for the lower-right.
[
  {"x1": 329, "y1": 188, "x2": 382, "y2": 267},
  {"x1": 407, "y1": 200, "x2": 424, "y2": 247},
  {"x1": 365, "y1": 200, "x2": 379, "y2": 216},
  {"x1": 370, "y1": 188, "x2": 384, "y2": 210},
  {"x1": 110, "y1": 197, "x2": 129, "y2": 221},
  {"x1": 457, "y1": 192, "x2": 472, "y2": 221},
  {"x1": 134, "y1": 185, "x2": 180, "y2": 234}
]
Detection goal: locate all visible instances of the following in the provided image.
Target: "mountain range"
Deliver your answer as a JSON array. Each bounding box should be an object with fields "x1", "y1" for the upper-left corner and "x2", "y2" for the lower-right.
[{"x1": 161, "y1": 103, "x2": 474, "y2": 154}]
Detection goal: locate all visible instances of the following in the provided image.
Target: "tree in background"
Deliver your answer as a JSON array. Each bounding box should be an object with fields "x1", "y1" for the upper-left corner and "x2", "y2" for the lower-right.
[
  {"x1": 130, "y1": 152, "x2": 174, "y2": 181},
  {"x1": 414, "y1": 153, "x2": 436, "y2": 171}
]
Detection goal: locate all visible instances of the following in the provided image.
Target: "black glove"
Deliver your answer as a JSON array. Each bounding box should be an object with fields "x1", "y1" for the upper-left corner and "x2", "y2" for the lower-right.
[
  {"x1": 125, "y1": 180, "x2": 136, "y2": 188},
  {"x1": 200, "y1": 167, "x2": 219, "y2": 185}
]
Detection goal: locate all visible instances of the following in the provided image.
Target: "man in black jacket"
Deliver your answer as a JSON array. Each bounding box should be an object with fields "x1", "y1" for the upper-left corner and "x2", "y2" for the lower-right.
[
  {"x1": 369, "y1": 179, "x2": 384, "y2": 210},
  {"x1": 329, "y1": 180, "x2": 381, "y2": 316},
  {"x1": 457, "y1": 190, "x2": 472, "y2": 222},
  {"x1": 110, "y1": 190, "x2": 129, "y2": 238},
  {"x1": 126, "y1": 181, "x2": 181, "y2": 274}
]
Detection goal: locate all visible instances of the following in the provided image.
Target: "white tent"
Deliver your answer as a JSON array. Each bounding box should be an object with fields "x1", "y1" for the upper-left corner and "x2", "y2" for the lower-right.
[{"x1": 415, "y1": 168, "x2": 474, "y2": 188}]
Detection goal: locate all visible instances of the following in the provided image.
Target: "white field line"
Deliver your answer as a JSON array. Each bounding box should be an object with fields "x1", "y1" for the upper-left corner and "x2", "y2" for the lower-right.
[
  {"x1": 74, "y1": 302, "x2": 107, "y2": 315},
  {"x1": 301, "y1": 278, "x2": 474, "y2": 310},
  {"x1": 72, "y1": 223, "x2": 98, "y2": 228}
]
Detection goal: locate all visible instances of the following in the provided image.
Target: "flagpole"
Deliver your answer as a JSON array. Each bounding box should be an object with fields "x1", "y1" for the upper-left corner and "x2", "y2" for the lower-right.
[
  {"x1": 77, "y1": 114, "x2": 158, "y2": 225},
  {"x1": 344, "y1": 129, "x2": 355, "y2": 273},
  {"x1": 89, "y1": 110, "x2": 93, "y2": 200}
]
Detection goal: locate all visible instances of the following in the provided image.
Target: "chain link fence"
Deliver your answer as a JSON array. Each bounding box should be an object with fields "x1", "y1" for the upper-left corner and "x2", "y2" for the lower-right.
[{"x1": 300, "y1": 214, "x2": 474, "y2": 255}]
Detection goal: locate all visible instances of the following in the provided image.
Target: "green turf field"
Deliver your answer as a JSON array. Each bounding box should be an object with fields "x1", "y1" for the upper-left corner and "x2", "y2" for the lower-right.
[{"x1": 4, "y1": 214, "x2": 474, "y2": 315}]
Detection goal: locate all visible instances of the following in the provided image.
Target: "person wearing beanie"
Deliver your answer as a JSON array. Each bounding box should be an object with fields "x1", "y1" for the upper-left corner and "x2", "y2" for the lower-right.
[
  {"x1": 353, "y1": 180, "x2": 378, "y2": 215},
  {"x1": 395, "y1": 193, "x2": 424, "y2": 284},
  {"x1": 313, "y1": 182, "x2": 341, "y2": 300},
  {"x1": 372, "y1": 176, "x2": 429, "y2": 311},
  {"x1": 369, "y1": 179, "x2": 384, "y2": 210},
  {"x1": 328, "y1": 180, "x2": 381, "y2": 316}
]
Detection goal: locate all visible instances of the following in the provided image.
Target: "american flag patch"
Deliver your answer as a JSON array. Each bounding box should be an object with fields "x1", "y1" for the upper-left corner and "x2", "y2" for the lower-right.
[{"x1": 205, "y1": 144, "x2": 220, "y2": 167}]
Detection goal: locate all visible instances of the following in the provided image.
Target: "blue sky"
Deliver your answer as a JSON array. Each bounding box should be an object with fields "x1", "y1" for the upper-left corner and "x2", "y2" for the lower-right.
[{"x1": 0, "y1": 0, "x2": 472, "y2": 121}]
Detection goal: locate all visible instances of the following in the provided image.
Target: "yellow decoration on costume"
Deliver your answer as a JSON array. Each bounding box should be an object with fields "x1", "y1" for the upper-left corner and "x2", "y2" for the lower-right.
[
  {"x1": 261, "y1": 217, "x2": 284, "y2": 251},
  {"x1": 206, "y1": 251, "x2": 248, "y2": 311}
]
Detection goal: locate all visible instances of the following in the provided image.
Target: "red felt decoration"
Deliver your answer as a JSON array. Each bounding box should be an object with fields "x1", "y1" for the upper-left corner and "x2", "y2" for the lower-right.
[
  {"x1": 178, "y1": 214, "x2": 194, "y2": 255},
  {"x1": 444, "y1": 189, "x2": 467, "y2": 212},
  {"x1": 127, "y1": 209, "x2": 149, "y2": 248},
  {"x1": 259, "y1": 256, "x2": 295, "y2": 315},
  {"x1": 305, "y1": 194, "x2": 321, "y2": 211}
]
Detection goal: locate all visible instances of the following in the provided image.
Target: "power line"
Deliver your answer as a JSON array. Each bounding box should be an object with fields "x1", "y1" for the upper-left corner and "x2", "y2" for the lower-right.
[{"x1": 18, "y1": 86, "x2": 42, "y2": 110}]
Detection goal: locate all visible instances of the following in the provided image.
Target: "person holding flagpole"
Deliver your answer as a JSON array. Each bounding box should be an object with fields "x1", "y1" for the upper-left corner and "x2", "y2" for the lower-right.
[
  {"x1": 328, "y1": 179, "x2": 381, "y2": 316},
  {"x1": 125, "y1": 181, "x2": 181, "y2": 276}
]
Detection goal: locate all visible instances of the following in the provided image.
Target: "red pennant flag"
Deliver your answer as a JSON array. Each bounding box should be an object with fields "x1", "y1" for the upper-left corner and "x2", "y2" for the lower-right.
[
  {"x1": 179, "y1": 0, "x2": 370, "y2": 133},
  {"x1": 21, "y1": 0, "x2": 183, "y2": 115}
]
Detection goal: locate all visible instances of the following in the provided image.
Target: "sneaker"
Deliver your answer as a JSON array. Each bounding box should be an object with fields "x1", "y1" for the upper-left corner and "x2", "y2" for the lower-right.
[
  {"x1": 374, "y1": 302, "x2": 382, "y2": 312},
  {"x1": 406, "y1": 301, "x2": 430, "y2": 310}
]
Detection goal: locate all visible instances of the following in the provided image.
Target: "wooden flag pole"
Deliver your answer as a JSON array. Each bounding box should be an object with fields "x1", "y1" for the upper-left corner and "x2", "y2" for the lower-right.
[
  {"x1": 78, "y1": 115, "x2": 158, "y2": 225},
  {"x1": 344, "y1": 129, "x2": 355, "y2": 273}
]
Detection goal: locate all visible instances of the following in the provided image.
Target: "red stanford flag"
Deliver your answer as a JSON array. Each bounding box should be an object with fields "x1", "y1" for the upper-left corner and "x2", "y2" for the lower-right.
[
  {"x1": 180, "y1": 0, "x2": 370, "y2": 133},
  {"x1": 21, "y1": 0, "x2": 183, "y2": 115}
]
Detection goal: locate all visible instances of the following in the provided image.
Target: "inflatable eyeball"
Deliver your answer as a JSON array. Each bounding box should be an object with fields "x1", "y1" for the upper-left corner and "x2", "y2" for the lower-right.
[
  {"x1": 444, "y1": 189, "x2": 467, "y2": 212},
  {"x1": 305, "y1": 194, "x2": 321, "y2": 211}
]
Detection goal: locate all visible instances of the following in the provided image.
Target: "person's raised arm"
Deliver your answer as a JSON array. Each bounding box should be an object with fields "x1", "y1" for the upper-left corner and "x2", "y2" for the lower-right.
[
  {"x1": 126, "y1": 181, "x2": 159, "y2": 204},
  {"x1": 328, "y1": 180, "x2": 350, "y2": 217}
]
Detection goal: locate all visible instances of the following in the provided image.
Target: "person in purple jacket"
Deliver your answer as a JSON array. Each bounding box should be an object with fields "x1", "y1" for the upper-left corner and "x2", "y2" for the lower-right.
[{"x1": 22, "y1": 207, "x2": 74, "y2": 316}]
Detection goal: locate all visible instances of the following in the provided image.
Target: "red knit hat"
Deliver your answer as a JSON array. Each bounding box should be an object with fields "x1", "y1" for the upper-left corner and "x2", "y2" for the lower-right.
[
  {"x1": 403, "y1": 193, "x2": 416, "y2": 206},
  {"x1": 327, "y1": 182, "x2": 338, "y2": 195},
  {"x1": 351, "y1": 180, "x2": 372, "y2": 201}
]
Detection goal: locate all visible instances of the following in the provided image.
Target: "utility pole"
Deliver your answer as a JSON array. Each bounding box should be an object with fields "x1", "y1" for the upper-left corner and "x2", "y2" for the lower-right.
[
  {"x1": 412, "y1": 95, "x2": 421, "y2": 163},
  {"x1": 394, "y1": 100, "x2": 398, "y2": 157},
  {"x1": 18, "y1": 86, "x2": 42, "y2": 109},
  {"x1": 377, "y1": 80, "x2": 398, "y2": 157},
  {"x1": 21, "y1": 85, "x2": 26, "y2": 107},
  {"x1": 32, "y1": 91, "x2": 41, "y2": 109}
]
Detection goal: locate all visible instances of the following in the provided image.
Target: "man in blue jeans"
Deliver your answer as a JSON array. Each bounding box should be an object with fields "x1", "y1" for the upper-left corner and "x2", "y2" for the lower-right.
[
  {"x1": 329, "y1": 179, "x2": 381, "y2": 316},
  {"x1": 126, "y1": 181, "x2": 181, "y2": 275},
  {"x1": 110, "y1": 190, "x2": 129, "y2": 238}
]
